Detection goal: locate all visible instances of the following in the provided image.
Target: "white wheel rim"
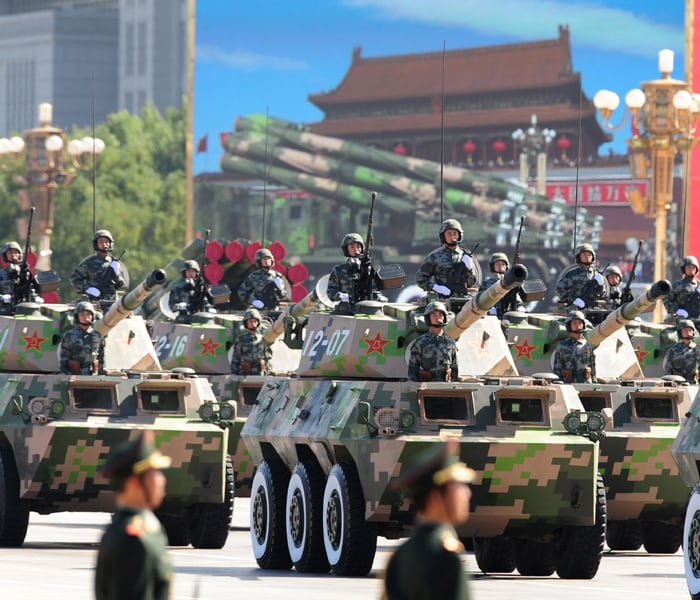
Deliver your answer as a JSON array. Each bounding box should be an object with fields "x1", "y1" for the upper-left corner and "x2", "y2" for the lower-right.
[
  {"x1": 250, "y1": 467, "x2": 271, "y2": 560},
  {"x1": 286, "y1": 470, "x2": 307, "y2": 564},
  {"x1": 684, "y1": 491, "x2": 700, "y2": 594},
  {"x1": 322, "y1": 469, "x2": 345, "y2": 566}
]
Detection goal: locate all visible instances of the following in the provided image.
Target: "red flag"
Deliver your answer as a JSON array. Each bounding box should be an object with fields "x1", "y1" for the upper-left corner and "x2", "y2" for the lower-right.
[
  {"x1": 220, "y1": 132, "x2": 229, "y2": 147},
  {"x1": 196, "y1": 134, "x2": 208, "y2": 153}
]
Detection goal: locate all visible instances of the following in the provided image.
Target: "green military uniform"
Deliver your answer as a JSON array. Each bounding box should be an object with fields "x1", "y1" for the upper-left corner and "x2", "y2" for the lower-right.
[{"x1": 95, "y1": 431, "x2": 173, "y2": 600}]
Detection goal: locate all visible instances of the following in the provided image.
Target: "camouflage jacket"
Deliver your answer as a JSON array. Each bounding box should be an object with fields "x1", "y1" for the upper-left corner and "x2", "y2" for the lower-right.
[
  {"x1": 60, "y1": 325, "x2": 103, "y2": 374},
  {"x1": 663, "y1": 341, "x2": 700, "y2": 383},
  {"x1": 0, "y1": 264, "x2": 39, "y2": 311},
  {"x1": 382, "y1": 522, "x2": 470, "y2": 600},
  {"x1": 663, "y1": 277, "x2": 700, "y2": 318},
  {"x1": 71, "y1": 253, "x2": 125, "y2": 300},
  {"x1": 169, "y1": 277, "x2": 212, "y2": 315},
  {"x1": 94, "y1": 507, "x2": 172, "y2": 600},
  {"x1": 230, "y1": 330, "x2": 271, "y2": 375},
  {"x1": 552, "y1": 335, "x2": 596, "y2": 383},
  {"x1": 237, "y1": 269, "x2": 288, "y2": 309},
  {"x1": 408, "y1": 330, "x2": 458, "y2": 382},
  {"x1": 479, "y1": 274, "x2": 524, "y2": 317},
  {"x1": 606, "y1": 283, "x2": 623, "y2": 310},
  {"x1": 416, "y1": 246, "x2": 476, "y2": 298},
  {"x1": 555, "y1": 265, "x2": 604, "y2": 307},
  {"x1": 327, "y1": 259, "x2": 377, "y2": 305}
]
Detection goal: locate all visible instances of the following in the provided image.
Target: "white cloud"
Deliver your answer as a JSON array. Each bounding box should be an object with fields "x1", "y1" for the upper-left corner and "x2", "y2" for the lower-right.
[
  {"x1": 197, "y1": 44, "x2": 308, "y2": 70},
  {"x1": 342, "y1": 0, "x2": 683, "y2": 57}
]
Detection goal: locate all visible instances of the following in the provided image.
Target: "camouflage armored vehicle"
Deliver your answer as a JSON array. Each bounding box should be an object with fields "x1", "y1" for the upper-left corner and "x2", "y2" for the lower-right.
[
  {"x1": 242, "y1": 266, "x2": 608, "y2": 579},
  {"x1": 0, "y1": 271, "x2": 234, "y2": 548}
]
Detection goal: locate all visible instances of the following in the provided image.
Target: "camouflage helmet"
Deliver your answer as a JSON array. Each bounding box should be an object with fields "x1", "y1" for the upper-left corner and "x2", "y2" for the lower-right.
[
  {"x1": 488, "y1": 252, "x2": 509, "y2": 272},
  {"x1": 574, "y1": 243, "x2": 596, "y2": 264},
  {"x1": 255, "y1": 248, "x2": 275, "y2": 268},
  {"x1": 93, "y1": 229, "x2": 114, "y2": 250},
  {"x1": 439, "y1": 219, "x2": 463, "y2": 243},
  {"x1": 680, "y1": 255, "x2": 699, "y2": 274},
  {"x1": 341, "y1": 233, "x2": 364, "y2": 257},
  {"x1": 564, "y1": 310, "x2": 586, "y2": 331},
  {"x1": 423, "y1": 300, "x2": 448, "y2": 326},
  {"x1": 181, "y1": 259, "x2": 200, "y2": 276},
  {"x1": 1, "y1": 241, "x2": 22, "y2": 262},
  {"x1": 677, "y1": 319, "x2": 696, "y2": 335},
  {"x1": 605, "y1": 265, "x2": 623, "y2": 279},
  {"x1": 243, "y1": 308, "x2": 262, "y2": 324},
  {"x1": 74, "y1": 300, "x2": 96, "y2": 322}
]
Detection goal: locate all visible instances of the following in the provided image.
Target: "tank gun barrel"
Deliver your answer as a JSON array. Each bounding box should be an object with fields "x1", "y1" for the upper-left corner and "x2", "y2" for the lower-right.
[
  {"x1": 444, "y1": 264, "x2": 528, "y2": 338},
  {"x1": 95, "y1": 269, "x2": 167, "y2": 336},
  {"x1": 588, "y1": 279, "x2": 671, "y2": 348},
  {"x1": 263, "y1": 288, "x2": 319, "y2": 344}
]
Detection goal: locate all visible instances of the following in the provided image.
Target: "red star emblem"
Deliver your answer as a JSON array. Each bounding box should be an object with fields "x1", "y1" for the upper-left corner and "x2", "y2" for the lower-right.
[
  {"x1": 635, "y1": 343, "x2": 649, "y2": 364},
  {"x1": 514, "y1": 337, "x2": 537, "y2": 360},
  {"x1": 23, "y1": 330, "x2": 47, "y2": 352},
  {"x1": 363, "y1": 331, "x2": 391, "y2": 356},
  {"x1": 199, "y1": 336, "x2": 221, "y2": 356}
]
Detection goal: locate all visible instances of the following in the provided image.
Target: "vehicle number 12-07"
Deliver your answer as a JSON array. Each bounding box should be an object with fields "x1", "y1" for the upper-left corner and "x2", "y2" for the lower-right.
[{"x1": 302, "y1": 328, "x2": 351, "y2": 359}]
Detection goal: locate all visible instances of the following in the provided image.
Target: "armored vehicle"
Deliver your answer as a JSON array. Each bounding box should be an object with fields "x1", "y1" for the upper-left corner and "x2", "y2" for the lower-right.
[
  {"x1": 242, "y1": 266, "x2": 607, "y2": 579},
  {"x1": 0, "y1": 271, "x2": 234, "y2": 548}
]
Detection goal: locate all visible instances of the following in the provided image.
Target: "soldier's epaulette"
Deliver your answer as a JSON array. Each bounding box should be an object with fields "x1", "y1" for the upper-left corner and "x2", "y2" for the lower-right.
[
  {"x1": 440, "y1": 529, "x2": 464, "y2": 553},
  {"x1": 125, "y1": 515, "x2": 145, "y2": 537}
]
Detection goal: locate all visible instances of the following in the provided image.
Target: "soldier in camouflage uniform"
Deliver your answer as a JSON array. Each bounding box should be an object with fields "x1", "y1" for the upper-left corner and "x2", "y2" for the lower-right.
[
  {"x1": 169, "y1": 259, "x2": 213, "y2": 321},
  {"x1": 408, "y1": 301, "x2": 458, "y2": 382},
  {"x1": 237, "y1": 248, "x2": 289, "y2": 311},
  {"x1": 95, "y1": 430, "x2": 173, "y2": 600},
  {"x1": 479, "y1": 252, "x2": 524, "y2": 318},
  {"x1": 0, "y1": 241, "x2": 41, "y2": 314},
  {"x1": 555, "y1": 243, "x2": 605, "y2": 309},
  {"x1": 604, "y1": 265, "x2": 624, "y2": 310},
  {"x1": 230, "y1": 308, "x2": 271, "y2": 375},
  {"x1": 663, "y1": 256, "x2": 700, "y2": 320},
  {"x1": 382, "y1": 440, "x2": 473, "y2": 600},
  {"x1": 551, "y1": 310, "x2": 596, "y2": 383},
  {"x1": 416, "y1": 219, "x2": 477, "y2": 300},
  {"x1": 60, "y1": 301, "x2": 104, "y2": 375},
  {"x1": 71, "y1": 229, "x2": 125, "y2": 310},
  {"x1": 663, "y1": 319, "x2": 700, "y2": 383}
]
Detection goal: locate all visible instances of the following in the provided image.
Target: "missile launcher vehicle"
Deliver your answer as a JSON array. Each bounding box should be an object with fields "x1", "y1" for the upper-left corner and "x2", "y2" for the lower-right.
[{"x1": 242, "y1": 266, "x2": 608, "y2": 579}]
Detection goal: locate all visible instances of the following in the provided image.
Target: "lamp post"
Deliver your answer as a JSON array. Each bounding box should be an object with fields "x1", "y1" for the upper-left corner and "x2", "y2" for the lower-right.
[
  {"x1": 511, "y1": 114, "x2": 556, "y2": 194},
  {"x1": 594, "y1": 50, "x2": 699, "y2": 322},
  {"x1": 0, "y1": 103, "x2": 105, "y2": 270}
]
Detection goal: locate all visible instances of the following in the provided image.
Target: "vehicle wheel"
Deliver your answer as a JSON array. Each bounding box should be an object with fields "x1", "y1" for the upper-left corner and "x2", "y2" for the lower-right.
[
  {"x1": 683, "y1": 489, "x2": 700, "y2": 599},
  {"x1": 286, "y1": 461, "x2": 329, "y2": 573},
  {"x1": 189, "y1": 455, "x2": 235, "y2": 549},
  {"x1": 515, "y1": 540, "x2": 557, "y2": 576},
  {"x1": 322, "y1": 462, "x2": 377, "y2": 576},
  {"x1": 250, "y1": 460, "x2": 292, "y2": 569},
  {"x1": 0, "y1": 444, "x2": 29, "y2": 547},
  {"x1": 155, "y1": 512, "x2": 190, "y2": 546},
  {"x1": 642, "y1": 520, "x2": 682, "y2": 554},
  {"x1": 606, "y1": 520, "x2": 643, "y2": 551},
  {"x1": 473, "y1": 537, "x2": 516, "y2": 573},
  {"x1": 555, "y1": 473, "x2": 606, "y2": 579}
]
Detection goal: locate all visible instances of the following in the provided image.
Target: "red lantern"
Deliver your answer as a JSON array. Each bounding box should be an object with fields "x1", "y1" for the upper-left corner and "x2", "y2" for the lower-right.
[
  {"x1": 393, "y1": 144, "x2": 406, "y2": 155},
  {"x1": 462, "y1": 140, "x2": 476, "y2": 154},
  {"x1": 492, "y1": 140, "x2": 506, "y2": 153},
  {"x1": 556, "y1": 137, "x2": 571, "y2": 160}
]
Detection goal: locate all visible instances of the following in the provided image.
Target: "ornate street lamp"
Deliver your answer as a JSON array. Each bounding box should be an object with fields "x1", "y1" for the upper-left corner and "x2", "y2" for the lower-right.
[
  {"x1": 594, "y1": 49, "x2": 699, "y2": 322},
  {"x1": 0, "y1": 103, "x2": 105, "y2": 270},
  {"x1": 512, "y1": 114, "x2": 556, "y2": 194}
]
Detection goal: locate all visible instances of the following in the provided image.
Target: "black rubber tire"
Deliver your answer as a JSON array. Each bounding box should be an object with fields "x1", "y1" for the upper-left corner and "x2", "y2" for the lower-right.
[
  {"x1": 0, "y1": 444, "x2": 29, "y2": 547},
  {"x1": 473, "y1": 537, "x2": 516, "y2": 574},
  {"x1": 642, "y1": 520, "x2": 682, "y2": 554},
  {"x1": 606, "y1": 519, "x2": 643, "y2": 551},
  {"x1": 189, "y1": 455, "x2": 235, "y2": 549},
  {"x1": 156, "y1": 512, "x2": 190, "y2": 546},
  {"x1": 556, "y1": 473, "x2": 606, "y2": 579},
  {"x1": 250, "y1": 460, "x2": 292, "y2": 570},
  {"x1": 515, "y1": 539, "x2": 557, "y2": 576},
  {"x1": 322, "y1": 462, "x2": 377, "y2": 576},
  {"x1": 285, "y1": 461, "x2": 330, "y2": 573}
]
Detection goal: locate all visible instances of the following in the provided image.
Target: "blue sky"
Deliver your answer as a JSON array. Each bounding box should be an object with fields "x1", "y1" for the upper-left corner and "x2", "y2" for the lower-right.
[{"x1": 194, "y1": 0, "x2": 685, "y2": 174}]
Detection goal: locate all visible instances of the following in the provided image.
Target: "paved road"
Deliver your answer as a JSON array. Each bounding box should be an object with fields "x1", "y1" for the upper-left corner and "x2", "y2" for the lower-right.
[{"x1": 0, "y1": 499, "x2": 689, "y2": 600}]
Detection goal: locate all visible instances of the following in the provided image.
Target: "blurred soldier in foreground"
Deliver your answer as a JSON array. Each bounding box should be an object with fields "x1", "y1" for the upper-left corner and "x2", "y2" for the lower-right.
[
  {"x1": 237, "y1": 248, "x2": 288, "y2": 312},
  {"x1": 230, "y1": 308, "x2": 271, "y2": 376},
  {"x1": 663, "y1": 319, "x2": 700, "y2": 384},
  {"x1": 169, "y1": 259, "x2": 213, "y2": 321},
  {"x1": 0, "y1": 241, "x2": 41, "y2": 314},
  {"x1": 417, "y1": 219, "x2": 477, "y2": 300},
  {"x1": 480, "y1": 252, "x2": 525, "y2": 318},
  {"x1": 94, "y1": 430, "x2": 172, "y2": 600},
  {"x1": 408, "y1": 301, "x2": 458, "y2": 382},
  {"x1": 552, "y1": 310, "x2": 596, "y2": 383},
  {"x1": 59, "y1": 301, "x2": 103, "y2": 375},
  {"x1": 555, "y1": 243, "x2": 605, "y2": 309},
  {"x1": 382, "y1": 440, "x2": 473, "y2": 600},
  {"x1": 604, "y1": 265, "x2": 624, "y2": 310},
  {"x1": 663, "y1": 256, "x2": 700, "y2": 320},
  {"x1": 71, "y1": 229, "x2": 125, "y2": 310}
]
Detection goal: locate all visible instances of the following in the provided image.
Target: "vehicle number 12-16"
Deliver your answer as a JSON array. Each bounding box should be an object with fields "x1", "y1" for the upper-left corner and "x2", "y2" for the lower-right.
[{"x1": 302, "y1": 328, "x2": 351, "y2": 359}]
